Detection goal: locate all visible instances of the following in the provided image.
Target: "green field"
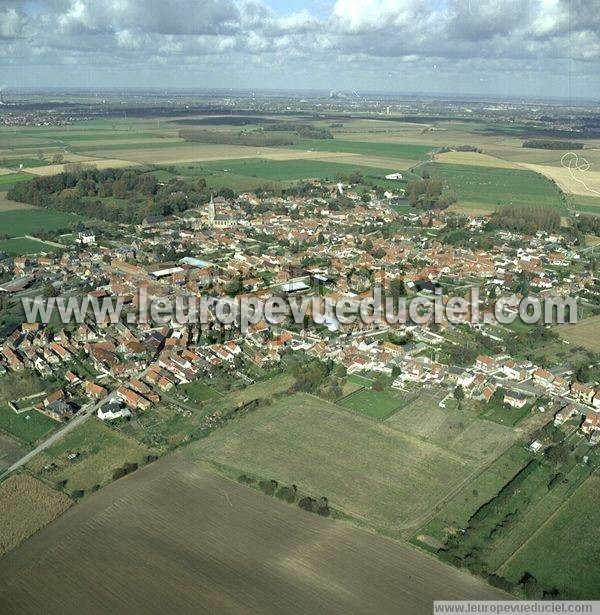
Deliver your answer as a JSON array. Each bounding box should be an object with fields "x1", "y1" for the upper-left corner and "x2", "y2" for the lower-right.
[
  {"x1": 339, "y1": 388, "x2": 403, "y2": 419},
  {"x1": 0, "y1": 173, "x2": 33, "y2": 191},
  {"x1": 182, "y1": 381, "x2": 221, "y2": 404},
  {"x1": 187, "y1": 392, "x2": 515, "y2": 538},
  {"x1": 0, "y1": 237, "x2": 59, "y2": 255},
  {"x1": 426, "y1": 163, "x2": 566, "y2": 212},
  {"x1": 0, "y1": 404, "x2": 57, "y2": 445},
  {"x1": 292, "y1": 139, "x2": 434, "y2": 160},
  {"x1": 417, "y1": 444, "x2": 532, "y2": 543},
  {"x1": 0, "y1": 158, "x2": 49, "y2": 169},
  {"x1": 0, "y1": 209, "x2": 81, "y2": 238},
  {"x1": 27, "y1": 418, "x2": 156, "y2": 493},
  {"x1": 501, "y1": 475, "x2": 600, "y2": 599},
  {"x1": 200, "y1": 158, "x2": 396, "y2": 182},
  {"x1": 481, "y1": 401, "x2": 532, "y2": 427}
]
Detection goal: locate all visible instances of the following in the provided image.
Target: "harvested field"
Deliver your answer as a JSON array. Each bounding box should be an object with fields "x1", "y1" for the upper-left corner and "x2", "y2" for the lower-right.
[
  {"x1": 0, "y1": 474, "x2": 71, "y2": 558},
  {"x1": 519, "y1": 162, "x2": 600, "y2": 198},
  {"x1": 557, "y1": 316, "x2": 600, "y2": 351},
  {"x1": 313, "y1": 153, "x2": 416, "y2": 170},
  {"x1": 0, "y1": 192, "x2": 37, "y2": 211},
  {"x1": 0, "y1": 460, "x2": 508, "y2": 614},
  {"x1": 26, "y1": 158, "x2": 139, "y2": 176},
  {"x1": 434, "y1": 151, "x2": 521, "y2": 169}
]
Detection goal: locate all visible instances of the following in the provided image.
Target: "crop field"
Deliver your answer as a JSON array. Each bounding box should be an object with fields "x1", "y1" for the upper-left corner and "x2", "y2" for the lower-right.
[
  {"x1": 0, "y1": 474, "x2": 71, "y2": 558},
  {"x1": 0, "y1": 460, "x2": 507, "y2": 614},
  {"x1": 0, "y1": 404, "x2": 58, "y2": 445},
  {"x1": 291, "y1": 138, "x2": 434, "y2": 160},
  {"x1": 0, "y1": 172, "x2": 33, "y2": 191},
  {"x1": 385, "y1": 395, "x2": 518, "y2": 458},
  {"x1": 186, "y1": 393, "x2": 513, "y2": 537},
  {"x1": 500, "y1": 475, "x2": 600, "y2": 599},
  {"x1": 433, "y1": 151, "x2": 520, "y2": 169},
  {"x1": 519, "y1": 162, "x2": 600, "y2": 197},
  {"x1": 426, "y1": 162, "x2": 566, "y2": 213},
  {"x1": 0, "y1": 237, "x2": 59, "y2": 255},
  {"x1": 557, "y1": 315, "x2": 600, "y2": 351},
  {"x1": 339, "y1": 388, "x2": 404, "y2": 419},
  {"x1": 0, "y1": 208, "x2": 81, "y2": 238},
  {"x1": 26, "y1": 418, "x2": 156, "y2": 494},
  {"x1": 200, "y1": 157, "x2": 396, "y2": 182},
  {"x1": 26, "y1": 158, "x2": 139, "y2": 176}
]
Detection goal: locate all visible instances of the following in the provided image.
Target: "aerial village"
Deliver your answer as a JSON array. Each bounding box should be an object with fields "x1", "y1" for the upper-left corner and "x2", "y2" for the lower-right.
[{"x1": 1, "y1": 180, "x2": 599, "y2": 451}]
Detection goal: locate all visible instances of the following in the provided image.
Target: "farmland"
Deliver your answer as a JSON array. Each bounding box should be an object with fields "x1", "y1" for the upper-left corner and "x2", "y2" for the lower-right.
[
  {"x1": 500, "y1": 475, "x2": 600, "y2": 599},
  {"x1": 199, "y1": 157, "x2": 396, "y2": 182},
  {"x1": 290, "y1": 138, "x2": 434, "y2": 161},
  {"x1": 0, "y1": 208, "x2": 81, "y2": 238},
  {"x1": 557, "y1": 315, "x2": 600, "y2": 351},
  {"x1": 0, "y1": 459, "x2": 507, "y2": 614},
  {"x1": 425, "y1": 162, "x2": 566, "y2": 213},
  {"x1": 0, "y1": 237, "x2": 60, "y2": 255},
  {"x1": 0, "y1": 474, "x2": 71, "y2": 558},
  {"x1": 26, "y1": 418, "x2": 157, "y2": 494},
  {"x1": 186, "y1": 392, "x2": 518, "y2": 538}
]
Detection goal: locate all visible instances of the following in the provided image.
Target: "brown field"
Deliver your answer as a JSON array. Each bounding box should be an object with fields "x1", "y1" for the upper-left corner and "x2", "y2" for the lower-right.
[
  {"x1": 0, "y1": 459, "x2": 508, "y2": 614},
  {"x1": 26, "y1": 158, "x2": 140, "y2": 176},
  {"x1": 433, "y1": 151, "x2": 521, "y2": 169},
  {"x1": 557, "y1": 316, "x2": 600, "y2": 351},
  {"x1": 0, "y1": 192, "x2": 37, "y2": 211},
  {"x1": 85, "y1": 143, "x2": 358, "y2": 165},
  {"x1": 0, "y1": 474, "x2": 71, "y2": 557}
]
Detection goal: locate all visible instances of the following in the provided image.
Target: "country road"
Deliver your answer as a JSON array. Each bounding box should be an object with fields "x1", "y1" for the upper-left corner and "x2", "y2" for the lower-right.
[{"x1": 0, "y1": 367, "x2": 151, "y2": 481}]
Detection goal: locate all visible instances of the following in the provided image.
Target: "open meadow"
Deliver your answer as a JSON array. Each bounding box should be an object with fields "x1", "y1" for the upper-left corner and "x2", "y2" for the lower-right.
[
  {"x1": 0, "y1": 208, "x2": 81, "y2": 238},
  {"x1": 186, "y1": 392, "x2": 520, "y2": 538},
  {"x1": 557, "y1": 315, "x2": 600, "y2": 352},
  {"x1": 0, "y1": 459, "x2": 507, "y2": 614},
  {"x1": 499, "y1": 475, "x2": 600, "y2": 599}
]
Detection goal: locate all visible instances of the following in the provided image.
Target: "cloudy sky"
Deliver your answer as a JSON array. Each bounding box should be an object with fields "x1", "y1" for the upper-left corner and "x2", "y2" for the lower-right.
[{"x1": 1, "y1": 0, "x2": 599, "y2": 98}]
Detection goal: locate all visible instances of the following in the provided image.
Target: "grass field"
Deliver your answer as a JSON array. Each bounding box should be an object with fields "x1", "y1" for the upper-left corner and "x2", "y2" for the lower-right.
[
  {"x1": 557, "y1": 316, "x2": 600, "y2": 351},
  {"x1": 0, "y1": 474, "x2": 71, "y2": 558},
  {"x1": 0, "y1": 208, "x2": 81, "y2": 238},
  {"x1": 500, "y1": 475, "x2": 600, "y2": 599},
  {"x1": 200, "y1": 157, "x2": 396, "y2": 182},
  {"x1": 480, "y1": 402, "x2": 532, "y2": 427},
  {"x1": 0, "y1": 172, "x2": 33, "y2": 191},
  {"x1": 427, "y1": 162, "x2": 566, "y2": 213},
  {"x1": 0, "y1": 237, "x2": 60, "y2": 255},
  {"x1": 186, "y1": 393, "x2": 512, "y2": 537},
  {"x1": 292, "y1": 139, "x2": 434, "y2": 160},
  {"x1": 27, "y1": 418, "x2": 156, "y2": 494},
  {"x1": 339, "y1": 388, "x2": 403, "y2": 419},
  {"x1": 417, "y1": 444, "x2": 532, "y2": 543},
  {"x1": 0, "y1": 404, "x2": 57, "y2": 445},
  {"x1": 182, "y1": 380, "x2": 221, "y2": 403},
  {"x1": 0, "y1": 460, "x2": 507, "y2": 614}
]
